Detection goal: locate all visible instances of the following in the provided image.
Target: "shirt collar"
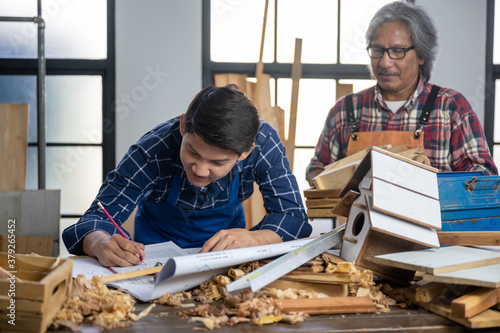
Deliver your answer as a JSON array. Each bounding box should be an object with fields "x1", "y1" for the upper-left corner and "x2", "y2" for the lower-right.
[{"x1": 374, "y1": 78, "x2": 425, "y2": 112}]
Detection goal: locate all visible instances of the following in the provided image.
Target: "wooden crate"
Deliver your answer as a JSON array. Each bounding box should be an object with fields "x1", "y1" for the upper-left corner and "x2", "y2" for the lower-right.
[{"x1": 0, "y1": 253, "x2": 73, "y2": 333}]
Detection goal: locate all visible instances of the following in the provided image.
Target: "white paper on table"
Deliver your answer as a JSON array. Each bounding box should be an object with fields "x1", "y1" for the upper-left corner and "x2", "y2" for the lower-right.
[{"x1": 72, "y1": 238, "x2": 315, "y2": 302}]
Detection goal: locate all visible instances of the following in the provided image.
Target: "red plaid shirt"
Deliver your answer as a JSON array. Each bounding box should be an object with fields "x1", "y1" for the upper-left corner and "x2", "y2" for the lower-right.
[{"x1": 307, "y1": 79, "x2": 498, "y2": 175}]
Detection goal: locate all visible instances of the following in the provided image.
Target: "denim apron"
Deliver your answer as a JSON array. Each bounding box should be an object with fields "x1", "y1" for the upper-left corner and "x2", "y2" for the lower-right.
[{"x1": 134, "y1": 173, "x2": 245, "y2": 248}]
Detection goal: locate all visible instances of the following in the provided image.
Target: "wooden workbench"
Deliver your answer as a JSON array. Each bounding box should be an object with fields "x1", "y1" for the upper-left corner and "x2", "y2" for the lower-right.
[{"x1": 46, "y1": 301, "x2": 500, "y2": 333}]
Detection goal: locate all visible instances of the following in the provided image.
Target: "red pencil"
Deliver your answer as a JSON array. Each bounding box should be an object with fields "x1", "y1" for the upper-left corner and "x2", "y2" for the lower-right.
[{"x1": 97, "y1": 201, "x2": 146, "y2": 265}]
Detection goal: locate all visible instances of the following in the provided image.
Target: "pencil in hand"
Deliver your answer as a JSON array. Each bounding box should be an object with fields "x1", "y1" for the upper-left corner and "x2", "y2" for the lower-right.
[{"x1": 97, "y1": 201, "x2": 146, "y2": 265}]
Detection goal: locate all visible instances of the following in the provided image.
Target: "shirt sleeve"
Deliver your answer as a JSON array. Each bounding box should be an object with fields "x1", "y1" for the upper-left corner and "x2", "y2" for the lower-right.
[
  {"x1": 249, "y1": 123, "x2": 312, "y2": 241},
  {"x1": 449, "y1": 93, "x2": 498, "y2": 175},
  {"x1": 62, "y1": 144, "x2": 159, "y2": 255}
]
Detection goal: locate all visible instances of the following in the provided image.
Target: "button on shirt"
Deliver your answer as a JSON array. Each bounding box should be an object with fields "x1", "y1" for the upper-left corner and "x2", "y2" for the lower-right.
[
  {"x1": 63, "y1": 117, "x2": 311, "y2": 255},
  {"x1": 307, "y1": 80, "x2": 498, "y2": 176}
]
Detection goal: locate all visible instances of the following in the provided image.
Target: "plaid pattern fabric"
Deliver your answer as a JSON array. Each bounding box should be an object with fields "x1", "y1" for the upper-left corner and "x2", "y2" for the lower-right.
[
  {"x1": 307, "y1": 79, "x2": 498, "y2": 176},
  {"x1": 63, "y1": 117, "x2": 311, "y2": 255}
]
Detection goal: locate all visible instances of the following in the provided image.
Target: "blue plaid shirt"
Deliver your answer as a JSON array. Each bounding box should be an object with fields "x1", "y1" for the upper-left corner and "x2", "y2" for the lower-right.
[{"x1": 63, "y1": 117, "x2": 311, "y2": 254}]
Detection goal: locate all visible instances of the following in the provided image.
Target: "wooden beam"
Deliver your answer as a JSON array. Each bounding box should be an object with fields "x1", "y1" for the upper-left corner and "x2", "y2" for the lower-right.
[
  {"x1": 274, "y1": 296, "x2": 376, "y2": 315},
  {"x1": 451, "y1": 288, "x2": 500, "y2": 318},
  {"x1": 438, "y1": 231, "x2": 500, "y2": 246},
  {"x1": 101, "y1": 266, "x2": 162, "y2": 283},
  {"x1": 285, "y1": 38, "x2": 303, "y2": 169}
]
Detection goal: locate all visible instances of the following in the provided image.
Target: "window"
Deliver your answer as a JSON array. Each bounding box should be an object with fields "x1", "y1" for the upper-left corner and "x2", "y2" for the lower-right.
[
  {"x1": 0, "y1": 0, "x2": 115, "y2": 256},
  {"x1": 488, "y1": 0, "x2": 500, "y2": 168},
  {"x1": 204, "y1": 0, "x2": 389, "y2": 233}
]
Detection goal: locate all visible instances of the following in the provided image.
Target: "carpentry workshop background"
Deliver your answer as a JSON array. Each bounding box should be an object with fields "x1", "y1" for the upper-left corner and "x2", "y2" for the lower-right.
[{"x1": 1, "y1": 0, "x2": 500, "y2": 332}]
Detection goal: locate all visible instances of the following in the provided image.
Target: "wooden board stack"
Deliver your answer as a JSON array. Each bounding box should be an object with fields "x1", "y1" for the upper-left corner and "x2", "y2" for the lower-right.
[{"x1": 377, "y1": 246, "x2": 500, "y2": 328}]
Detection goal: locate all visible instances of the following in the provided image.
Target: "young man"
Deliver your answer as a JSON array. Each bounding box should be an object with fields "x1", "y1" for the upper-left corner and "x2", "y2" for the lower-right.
[
  {"x1": 63, "y1": 84, "x2": 312, "y2": 267},
  {"x1": 306, "y1": 1, "x2": 497, "y2": 186}
]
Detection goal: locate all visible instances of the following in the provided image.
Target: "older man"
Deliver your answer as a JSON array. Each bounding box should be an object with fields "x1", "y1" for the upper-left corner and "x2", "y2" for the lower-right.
[{"x1": 306, "y1": 1, "x2": 497, "y2": 186}]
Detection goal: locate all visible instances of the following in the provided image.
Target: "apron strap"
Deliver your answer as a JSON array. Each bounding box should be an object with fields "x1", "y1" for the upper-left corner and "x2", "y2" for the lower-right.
[
  {"x1": 414, "y1": 84, "x2": 441, "y2": 139},
  {"x1": 345, "y1": 93, "x2": 357, "y2": 141}
]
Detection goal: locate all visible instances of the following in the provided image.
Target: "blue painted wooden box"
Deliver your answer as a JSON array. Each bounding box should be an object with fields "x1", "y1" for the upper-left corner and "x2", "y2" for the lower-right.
[{"x1": 437, "y1": 171, "x2": 500, "y2": 231}]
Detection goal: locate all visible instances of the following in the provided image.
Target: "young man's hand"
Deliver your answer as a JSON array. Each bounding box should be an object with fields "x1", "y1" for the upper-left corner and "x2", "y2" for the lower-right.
[
  {"x1": 199, "y1": 229, "x2": 282, "y2": 253},
  {"x1": 83, "y1": 231, "x2": 146, "y2": 267}
]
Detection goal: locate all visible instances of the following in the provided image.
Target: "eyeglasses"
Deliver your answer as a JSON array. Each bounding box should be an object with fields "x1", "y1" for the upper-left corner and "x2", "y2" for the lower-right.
[{"x1": 367, "y1": 46, "x2": 415, "y2": 59}]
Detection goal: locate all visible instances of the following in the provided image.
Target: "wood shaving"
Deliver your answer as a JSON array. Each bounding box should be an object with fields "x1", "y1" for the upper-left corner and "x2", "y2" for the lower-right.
[{"x1": 52, "y1": 274, "x2": 153, "y2": 330}]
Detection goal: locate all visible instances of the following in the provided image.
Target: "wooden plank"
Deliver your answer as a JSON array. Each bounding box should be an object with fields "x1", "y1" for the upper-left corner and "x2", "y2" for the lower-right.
[
  {"x1": 400, "y1": 287, "x2": 500, "y2": 329},
  {"x1": 0, "y1": 104, "x2": 29, "y2": 191},
  {"x1": 422, "y1": 263, "x2": 500, "y2": 288},
  {"x1": 306, "y1": 208, "x2": 340, "y2": 218},
  {"x1": 371, "y1": 147, "x2": 439, "y2": 199},
  {"x1": 336, "y1": 82, "x2": 353, "y2": 101},
  {"x1": 305, "y1": 198, "x2": 341, "y2": 208},
  {"x1": 366, "y1": 194, "x2": 440, "y2": 248},
  {"x1": 274, "y1": 296, "x2": 376, "y2": 315},
  {"x1": 267, "y1": 280, "x2": 348, "y2": 297},
  {"x1": 375, "y1": 246, "x2": 500, "y2": 275},
  {"x1": 0, "y1": 235, "x2": 53, "y2": 257},
  {"x1": 331, "y1": 190, "x2": 359, "y2": 217},
  {"x1": 451, "y1": 288, "x2": 500, "y2": 318},
  {"x1": 303, "y1": 188, "x2": 342, "y2": 199},
  {"x1": 285, "y1": 38, "x2": 302, "y2": 169},
  {"x1": 313, "y1": 161, "x2": 359, "y2": 190},
  {"x1": 371, "y1": 178, "x2": 441, "y2": 230},
  {"x1": 101, "y1": 266, "x2": 163, "y2": 283},
  {"x1": 438, "y1": 231, "x2": 500, "y2": 246}
]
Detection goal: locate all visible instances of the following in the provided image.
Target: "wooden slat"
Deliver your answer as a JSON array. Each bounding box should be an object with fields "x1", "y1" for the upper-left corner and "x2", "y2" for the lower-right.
[
  {"x1": 423, "y1": 263, "x2": 500, "y2": 288},
  {"x1": 267, "y1": 280, "x2": 348, "y2": 297},
  {"x1": 306, "y1": 209, "x2": 340, "y2": 218},
  {"x1": 0, "y1": 104, "x2": 29, "y2": 191},
  {"x1": 400, "y1": 287, "x2": 500, "y2": 329},
  {"x1": 274, "y1": 296, "x2": 376, "y2": 315},
  {"x1": 285, "y1": 38, "x2": 302, "y2": 169},
  {"x1": 374, "y1": 246, "x2": 500, "y2": 275},
  {"x1": 438, "y1": 231, "x2": 500, "y2": 246},
  {"x1": 305, "y1": 198, "x2": 340, "y2": 208},
  {"x1": 331, "y1": 190, "x2": 359, "y2": 217},
  {"x1": 303, "y1": 188, "x2": 342, "y2": 199},
  {"x1": 451, "y1": 288, "x2": 500, "y2": 319}
]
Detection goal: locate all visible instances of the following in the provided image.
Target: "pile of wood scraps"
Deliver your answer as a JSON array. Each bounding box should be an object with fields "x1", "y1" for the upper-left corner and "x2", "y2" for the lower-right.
[{"x1": 377, "y1": 246, "x2": 500, "y2": 329}]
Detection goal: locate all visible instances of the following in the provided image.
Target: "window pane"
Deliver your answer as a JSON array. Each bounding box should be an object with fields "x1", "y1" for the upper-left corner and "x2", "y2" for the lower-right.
[
  {"x1": 293, "y1": 147, "x2": 315, "y2": 194},
  {"x1": 60, "y1": 217, "x2": 79, "y2": 258},
  {"x1": 496, "y1": 80, "x2": 500, "y2": 142},
  {"x1": 494, "y1": 145, "x2": 500, "y2": 171},
  {"x1": 45, "y1": 0, "x2": 107, "y2": 59},
  {"x1": 494, "y1": 0, "x2": 500, "y2": 64},
  {"x1": 26, "y1": 146, "x2": 38, "y2": 190},
  {"x1": 277, "y1": 78, "x2": 336, "y2": 147},
  {"x1": 0, "y1": 75, "x2": 37, "y2": 142},
  {"x1": 46, "y1": 147, "x2": 102, "y2": 215},
  {"x1": 0, "y1": 1, "x2": 38, "y2": 58},
  {"x1": 211, "y1": 0, "x2": 274, "y2": 63},
  {"x1": 277, "y1": 0, "x2": 337, "y2": 63},
  {"x1": 47, "y1": 76, "x2": 103, "y2": 143},
  {"x1": 0, "y1": 0, "x2": 107, "y2": 59},
  {"x1": 340, "y1": 0, "x2": 392, "y2": 64}
]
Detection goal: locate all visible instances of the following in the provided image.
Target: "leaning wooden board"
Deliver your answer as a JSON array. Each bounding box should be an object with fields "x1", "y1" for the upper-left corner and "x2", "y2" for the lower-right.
[
  {"x1": 422, "y1": 263, "x2": 500, "y2": 288},
  {"x1": 374, "y1": 246, "x2": 500, "y2": 274}
]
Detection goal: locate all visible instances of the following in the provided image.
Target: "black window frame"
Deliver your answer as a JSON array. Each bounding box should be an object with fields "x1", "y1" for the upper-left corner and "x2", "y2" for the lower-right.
[{"x1": 0, "y1": 0, "x2": 115, "y2": 220}]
